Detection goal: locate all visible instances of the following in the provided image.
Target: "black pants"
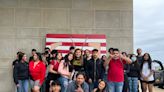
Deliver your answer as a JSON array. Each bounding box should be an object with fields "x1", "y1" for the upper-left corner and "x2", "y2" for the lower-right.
[{"x1": 123, "y1": 73, "x2": 129, "y2": 92}]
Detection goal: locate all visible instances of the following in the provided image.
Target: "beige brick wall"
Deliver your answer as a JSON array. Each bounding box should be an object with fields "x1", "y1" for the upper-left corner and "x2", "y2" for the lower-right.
[{"x1": 0, "y1": 0, "x2": 133, "y2": 91}]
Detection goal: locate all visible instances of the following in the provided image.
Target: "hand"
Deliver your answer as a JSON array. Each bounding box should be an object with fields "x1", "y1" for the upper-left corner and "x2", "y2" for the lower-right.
[
  {"x1": 55, "y1": 42, "x2": 62, "y2": 46},
  {"x1": 120, "y1": 53, "x2": 124, "y2": 59},
  {"x1": 143, "y1": 76, "x2": 148, "y2": 81},
  {"x1": 68, "y1": 72, "x2": 71, "y2": 78},
  {"x1": 88, "y1": 42, "x2": 100, "y2": 49},
  {"x1": 16, "y1": 84, "x2": 20, "y2": 87},
  {"x1": 109, "y1": 54, "x2": 114, "y2": 58},
  {"x1": 75, "y1": 86, "x2": 84, "y2": 92},
  {"x1": 49, "y1": 80, "x2": 53, "y2": 85},
  {"x1": 88, "y1": 78, "x2": 92, "y2": 84},
  {"x1": 98, "y1": 79, "x2": 101, "y2": 82},
  {"x1": 50, "y1": 42, "x2": 62, "y2": 50},
  {"x1": 145, "y1": 77, "x2": 149, "y2": 81}
]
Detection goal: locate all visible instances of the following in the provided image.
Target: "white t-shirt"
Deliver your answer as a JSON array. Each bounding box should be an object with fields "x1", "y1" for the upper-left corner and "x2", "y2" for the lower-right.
[{"x1": 141, "y1": 62, "x2": 155, "y2": 81}]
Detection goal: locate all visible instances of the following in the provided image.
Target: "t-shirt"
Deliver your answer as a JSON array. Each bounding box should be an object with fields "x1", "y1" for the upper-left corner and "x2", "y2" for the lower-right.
[
  {"x1": 50, "y1": 60, "x2": 60, "y2": 71},
  {"x1": 107, "y1": 58, "x2": 126, "y2": 82},
  {"x1": 73, "y1": 59, "x2": 84, "y2": 71},
  {"x1": 73, "y1": 60, "x2": 82, "y2": 66},
  {"x1": 141, "y1": 62, "x2": 155, "y2": 81},
  {"x1": 137, "y1": 55, "x2": 143, "y2": 66}
]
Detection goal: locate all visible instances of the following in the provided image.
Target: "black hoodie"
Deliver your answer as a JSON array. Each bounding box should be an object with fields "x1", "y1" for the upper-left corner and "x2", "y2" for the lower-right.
[{"x1": 13, "y1": 61, "x2": 29, "y2": 84}]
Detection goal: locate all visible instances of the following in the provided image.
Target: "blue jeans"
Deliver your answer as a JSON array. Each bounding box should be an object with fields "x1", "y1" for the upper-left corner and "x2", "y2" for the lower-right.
[
  {"x1": 128, "y1": 77, "x2": 138, "y2": 92},
  {"x1": 17, "y1": 80, "x2": 29, "y2": 92},
  {"x1": 107, "y1": 81, "x2": 124, "y2": 92},
  {"x1": 103, "y1": 73, "x2": 108, "y2": 82},
  {"x1": 58, "y1": 76, "x2": 69, "y2": 92}
]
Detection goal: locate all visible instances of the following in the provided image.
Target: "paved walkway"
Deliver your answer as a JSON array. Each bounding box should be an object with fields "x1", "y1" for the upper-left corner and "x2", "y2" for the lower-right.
[{"x1": 154, "y1": 86, "x2": 164, "y2": 92}]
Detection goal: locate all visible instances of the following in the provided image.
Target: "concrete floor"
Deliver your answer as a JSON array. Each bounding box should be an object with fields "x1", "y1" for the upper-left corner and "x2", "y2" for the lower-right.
[{"x1": 153, "y1": 87, "x2": 164, "y2": 92}]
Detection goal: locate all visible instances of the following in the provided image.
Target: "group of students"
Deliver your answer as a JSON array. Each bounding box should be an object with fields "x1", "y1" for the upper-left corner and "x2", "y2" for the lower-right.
[{"x1": 12, "y1": 46, "x2": 155, "y2": 92}]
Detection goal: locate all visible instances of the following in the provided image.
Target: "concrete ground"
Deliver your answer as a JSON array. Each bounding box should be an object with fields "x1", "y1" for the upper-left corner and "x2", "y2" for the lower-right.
[{"x1": 153, "y1": 86, "x2": 164, "y2": 92}]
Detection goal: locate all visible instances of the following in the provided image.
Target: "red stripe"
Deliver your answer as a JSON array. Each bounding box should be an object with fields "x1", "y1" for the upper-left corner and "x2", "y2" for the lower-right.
[
  {"x1": 100, "y1": 43, "x2": 106, "y2": 46},
  {"x1": 101, "y1": 51, "x2": 107, "y2": 53},
  {"x1": 57, "y1": 50, "x2": 106, "y2": 54},
  {"x1": 46, "y1": 34, "x2": 106, "y2": 39},
  {"x1": 58, "y1": 50, "x2": 70, "y2": 53},
  {"x1": 46, "y1": 42, "x2": 106, "y2": 46}
]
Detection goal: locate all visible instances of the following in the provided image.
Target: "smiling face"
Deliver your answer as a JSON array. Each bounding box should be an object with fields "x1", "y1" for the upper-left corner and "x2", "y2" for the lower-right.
[
  {"x1": 68, "y1": 53, "x2": 73, "y2": 61},
  {"x1": 98, "y1": 81, "x2": 106, "y2": 90},
  {"x1": 75, "y1": 49, "x2": 82, "y2": 58},
  {"x1": 33, "y1": 53, "x2": 38, "y2": 61},
  {"x1": 57, "y1": 53, "x2": 63, "y2": 61},
  {"x1": 143, "y1": 53, "x2": 150, "y2": 61}
]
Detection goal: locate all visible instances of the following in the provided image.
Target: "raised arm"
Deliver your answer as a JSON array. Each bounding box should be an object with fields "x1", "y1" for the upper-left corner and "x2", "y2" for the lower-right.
[
  {"x1": 120, "y1": 53, "x2": 132, "y2": 64},
  {"x1": 103, "y1": 54, "x2": 114, "y2": 67}
]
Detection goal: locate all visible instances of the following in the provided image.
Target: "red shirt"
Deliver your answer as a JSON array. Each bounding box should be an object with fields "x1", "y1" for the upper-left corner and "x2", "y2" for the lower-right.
[
  {"x1": 107, "y1": 58, "x2": 126, "y2": 82},
  {"x1": 50, "y1": 60, "x2": 59, "y2": 71},
  {"x1": 29, "y1": 61, "x2": 46, "y2": 85}
]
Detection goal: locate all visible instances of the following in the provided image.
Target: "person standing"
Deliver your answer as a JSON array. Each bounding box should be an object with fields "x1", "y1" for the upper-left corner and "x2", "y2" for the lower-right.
[
  {"x1": 140, "y1": 53, "x2": 155, "y2": 92},
  {"x1": 83, "y1": 49, "x2": 91, "y2": 80},
  {"x1": 86, "y1": 49, "x2": 104, "y2": 91},
  {"x1": 104, "y1": 48, "x2": 132, "y2": 92},
  {"x1": 13, "y1": 52, "x2": 29, "y2": 92},
  {"x1": 29, "y1": 49, "x2": 37, "y2": 62},
  {"x1": 122, "y1": 52, "x2": 130, "y2": 92},
  {"x1": 12, "y1": 51, "x2": 22, "y2": 68},
  {"x1": 72, "y1": 48, "x2": 84, "y2": 72},
  {"x1": 136, "y1": 48, "x2": 143, "y2": 92},
  {"x1": 127, "y1": 54, "x2": 140, "y2": 92},
  {"x1": 136, "y1": 48, "x2": 143, "y2": 66},
  {"x1": 101, "y1": 55, "x2": 107, "y2": 82},
  {"x1": 29, "y1": 53, "x2": 46, "y2": 92}
]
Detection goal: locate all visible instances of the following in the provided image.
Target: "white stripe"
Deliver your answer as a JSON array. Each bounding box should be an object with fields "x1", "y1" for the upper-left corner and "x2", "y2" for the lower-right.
[
  {"x1": 46, "y1": 38, "x2": 106, "y2": 43},
  {"x1": 46, "y1": 45, "x2": 106, "y2": 51},
  {"x1": 62, "y1": 53, "x2": 106, "y2": 57},
  {"x1": 100, "y1": 54, "x2": 107, "y2": 57},
  {"x1": 46, "y1": 46, "x2": 51, "y2": 49},
  {"x1": 62, "y1": 53, "x2": 67, "y2": 56}
]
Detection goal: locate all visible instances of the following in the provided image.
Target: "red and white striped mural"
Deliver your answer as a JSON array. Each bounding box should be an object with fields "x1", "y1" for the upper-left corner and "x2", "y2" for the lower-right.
[{"x1": 46, "y1": 34, "x2": 107, "y2": 56}]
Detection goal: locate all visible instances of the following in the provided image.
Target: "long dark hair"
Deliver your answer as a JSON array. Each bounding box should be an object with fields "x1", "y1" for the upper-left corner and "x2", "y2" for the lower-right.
[
  {"x1": 33, "y1": 52, "x2": 42, "y2": 61},
  {"x1": 96, "y1": 80, "x2": 107, "y2": 92},
  {"x1": 101, "y1": 55, "x2": 106, "y2": 62},
  {"x1": 51, "y1": 80, "x2": 61, "y2": 92},
  {"x1": 18, "y1": 52, "x2": 24, "y2": 61},
  {"x1": 64, "y1": 53, "x2": 73, "y2": 68},
  {"x1": 56, "y1": 53, "x2": 63, "y2": 61},
  {"x1": 140, "y1": 53, "x2": 152, "y2": 70},
  {"x1": 73, "y1": 48, "x2": 83, "y2": 60}
]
